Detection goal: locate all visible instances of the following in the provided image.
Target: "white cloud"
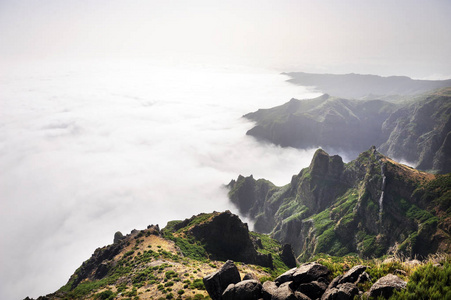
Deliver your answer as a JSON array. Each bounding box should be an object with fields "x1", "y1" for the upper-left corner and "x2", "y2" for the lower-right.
[{"x1": 0, "y1": 60, "x2": 321, "y2": 299}]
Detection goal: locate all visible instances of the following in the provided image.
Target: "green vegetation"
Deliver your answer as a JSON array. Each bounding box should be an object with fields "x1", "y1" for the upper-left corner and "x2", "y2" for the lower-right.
[
  {"x1": 249, "y1": 231, "x2": 290, "y2": 275},
  {"x1": 392, "y1": 257, "x2": 451, "y2": 299}
]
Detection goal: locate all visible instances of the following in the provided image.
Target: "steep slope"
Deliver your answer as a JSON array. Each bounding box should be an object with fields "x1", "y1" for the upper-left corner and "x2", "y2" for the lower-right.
[
  {"x1": 245, "y1": 94, "x2": 395, "y2": 156},
  {"x1": 245, "y1": 88, "x2": 451, "y2": 174},
  {"x1": 228, "y1": 147, "x2": 451, "y2": 261},
  {"x1": 379, "y1": 88, "x2": 451, "y2": 173},
  {"x1": 284, "y1": 71, "x2": 451, "y2": 100},
  {"x1": 32, "y1": 211, "x2": 293, "y2": 299}
]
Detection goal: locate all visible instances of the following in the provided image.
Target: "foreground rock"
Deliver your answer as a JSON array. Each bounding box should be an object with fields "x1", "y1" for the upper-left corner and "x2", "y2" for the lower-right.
[
  {"x1": 203, "y1": 260, "x2": 241, "y2": 300},
  {"x1": 367, "y1": 274, "x2": 407, "y2": 299},
  {"x1": 204, "y1": 261, "x2": 407, "y2": 300},
  {"x1": 222, "y1": 279, "x2": 262, "y2": 300}
]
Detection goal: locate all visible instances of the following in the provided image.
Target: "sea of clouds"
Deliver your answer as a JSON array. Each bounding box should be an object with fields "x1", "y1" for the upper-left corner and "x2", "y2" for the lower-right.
[{"x1": 0, "y1": 59, "x2": 323, "y2": 299}]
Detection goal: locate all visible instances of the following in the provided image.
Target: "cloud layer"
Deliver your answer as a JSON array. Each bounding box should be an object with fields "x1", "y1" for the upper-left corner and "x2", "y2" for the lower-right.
[{"x1": 0, "y1": 60, "x2": 321, "y2": 299}]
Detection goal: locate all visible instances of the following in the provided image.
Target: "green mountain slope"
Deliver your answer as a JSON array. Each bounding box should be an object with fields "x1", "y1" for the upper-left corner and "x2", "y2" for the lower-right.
[
  {"x1": 31, "y1": 211, "x2": 293, "y2": 300},
  {"x1": 228, "y1": 147, "x2": 451, "y2": 261},
  {"x1": 245, "y1": 88, "x2": 451, "y2": 174}
]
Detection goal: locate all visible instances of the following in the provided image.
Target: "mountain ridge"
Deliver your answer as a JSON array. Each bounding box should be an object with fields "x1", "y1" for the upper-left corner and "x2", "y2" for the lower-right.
[
  {"x1": 245, "y1": 88, "x2": 451, "y2": 174},
  {"x1": 283, "y1": 72, "x2": 451, "y2": 100},
  {"x1": 228, "y1": 147, "x2": 451, "y2": 261}
]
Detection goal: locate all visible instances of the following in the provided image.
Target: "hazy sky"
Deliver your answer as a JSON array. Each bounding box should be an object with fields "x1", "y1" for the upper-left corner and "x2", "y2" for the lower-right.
[
  {"x1": 1, "y1": 1, "x2": 451, "y2": 299},
  {"x1": 1, "y1": 0, "x2": 451, "y2": 78}
]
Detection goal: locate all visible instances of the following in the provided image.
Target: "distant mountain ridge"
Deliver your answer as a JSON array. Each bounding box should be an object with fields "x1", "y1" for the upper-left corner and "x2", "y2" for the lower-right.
[
  {"x1": 284, "y1": 72, "x2": 451, "y2": 100},
  {"x1": 245, "y1": 88, "x2": 451, "y2": 174},
  {"x1": 228, "y1": 147, "x2": 451, "y2": 261}
]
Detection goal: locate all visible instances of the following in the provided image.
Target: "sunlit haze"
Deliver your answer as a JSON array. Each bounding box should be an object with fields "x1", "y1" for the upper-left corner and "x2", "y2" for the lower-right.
[{"x1": 1, "y1": 1, "x2": 450, "y2": 299}]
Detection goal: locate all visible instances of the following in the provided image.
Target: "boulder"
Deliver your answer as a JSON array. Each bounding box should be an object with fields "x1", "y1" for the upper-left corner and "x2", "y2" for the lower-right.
[
  {"x1": 275, "y1": 267, "x2": 297, "y2": 286},
  {"x1": 262, "y1": 281, "x2": 279, "y2": 300},
  {"x1": 293, "y1": 262, "x2": 331, "y2": 284},
  {"x1": 203, "y1": 260, "x2": 241, "y2": 300},
  {"x1": 222, "y1": 280, "x2": 262, "y2": 300},
  {"x1": 262, "y1": 281, "x2": 311, "y2": 300},
  {"x1": 327, "y1": 275, "x2": 343, "y2": 290},
  {"x1": 321, "y1": 282, "x2": 359, "y2": 300},
  {"x1": 367, "y1": 274, "x2": 407, "y2": 299},
  {"x1": 295, "y1": 278, "x2": 328, "y2": 299},
  {"x1": 338, "y1": 265, "x2": 368, "y2": 284}
]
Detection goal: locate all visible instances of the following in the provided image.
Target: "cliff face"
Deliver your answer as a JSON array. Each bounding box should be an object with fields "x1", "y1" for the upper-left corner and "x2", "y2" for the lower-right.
[
  {"x1": 228, "y1": 147, "x2": 451, "y2": 260},
  {"x1": 379, "y1": 88, "x2": 451, "y2": 173},
  {"x1": 244, "y1": 88, "x2": 451, "y2": 174}
]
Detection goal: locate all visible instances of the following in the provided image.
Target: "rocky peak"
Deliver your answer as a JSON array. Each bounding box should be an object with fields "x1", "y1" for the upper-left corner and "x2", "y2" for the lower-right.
[
  {"x1": 190, "y1": 211, "x2": 273, "y2": 268},
  {"x1": 309, "y1": 148, "x2": 344, "y2": 179}
]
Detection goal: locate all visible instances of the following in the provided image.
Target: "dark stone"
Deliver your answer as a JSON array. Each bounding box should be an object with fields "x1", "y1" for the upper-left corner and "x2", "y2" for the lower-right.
[
  {"x1": 327, "y1": 275, "x2": 343, "y2": 290},
  {"x1": 293, "y1": 262, "x2": 331, "y2": 284},
  {"x1": 321, "y1": 282, "x2": 359, "y2": 300},
  {"x1": 191, "y1": 211, "x2": 273, "y2": 268},
  {"x1": 113, "y1": 231, "x2": 125, "y2": 243},
  {"x1": 296, "y1": 279, "x2": 328, "y2": 299},
  {"x1": 275, "y1": 267, "x2": 297, "y2": 286},
  {"x1": 338, "y1": 265, "x2": 368, "y2": 284},
  {"x1": 222, "y1": 280, "x2": 262, "y2": 300},
  {"x1": 368, "y1": 274, "x2": 407, "y2": 299},
  {"x1": 203, "y1": 260, "x2": 241, "y2": 300},
  {"x1": 281, "y1": 244, "x2": 297, "y2": 268}
]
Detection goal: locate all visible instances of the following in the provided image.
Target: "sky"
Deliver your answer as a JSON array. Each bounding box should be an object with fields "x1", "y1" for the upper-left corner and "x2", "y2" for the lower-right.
[
  {"x1": 1, "y1": 0, "x2": 450, "y2": 78},
  {"x1": 1, "y1": 1, "x2": 451, "y2": 299}
]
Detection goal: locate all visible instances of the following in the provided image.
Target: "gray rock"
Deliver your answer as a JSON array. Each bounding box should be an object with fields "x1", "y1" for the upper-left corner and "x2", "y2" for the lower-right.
[
  {"x1": 368, "y1": 274, "x2": 407, "y2": 299},
  {"x1": 275, "y1": 267, "x2": 297, "y2": 286},
  {"x1": 338, "y1": 265, "x2": 368, "y2": 284},
  {"x1": 327, "y1": 275, "x2": 343, "y2": 290},
  {"x1": 262, "y1": 281, "x2": 279, "y2": 300},
  {"x1": 222, "y1": 279, "x2": 262, "y2": 300},
  {"x1": 203, "y1": 260, "x2": 241, "y2": 300},
  {"x1": 293, "y1": 262, "x2": 330, "y2": 284},
  {"x1": 321, "y1": 282, "x2": 359, "y2": 300},
  {"x1": 113, "y1": 231, "x2": 125, "y2": 243},
  {"x1": 262, "y1": 281, "x2": 311, "y2": 300}
]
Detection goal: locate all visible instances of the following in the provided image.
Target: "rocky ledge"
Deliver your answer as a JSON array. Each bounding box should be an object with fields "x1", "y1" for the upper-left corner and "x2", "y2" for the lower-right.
[{"x1": 204, "y1": 260, "x2": 406, "y2": 300}]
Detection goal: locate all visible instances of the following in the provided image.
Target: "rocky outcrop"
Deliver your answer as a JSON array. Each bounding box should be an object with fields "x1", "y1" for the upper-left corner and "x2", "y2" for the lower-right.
[
  {"x1": 190, "y1": 211, "x2": 273, "y2": 268},
  {"x1": 222, "y1": 280, "x2": 262, "y2": 300},
  {"x1": 367, "y1": 274, "x2": 407, "y2": 299},
  {"x1": 203, "y1": 260, "x2": 241, "y2": 300},
  {"x1": 228, "y1": 147, "x2": 450, "y2": 260},
  {"x1": 281, "y1": 244, "x2": 297, "y2": 268},
  {"x1": 205, "y1": 261, "x2": 407, "y2": 300}
]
